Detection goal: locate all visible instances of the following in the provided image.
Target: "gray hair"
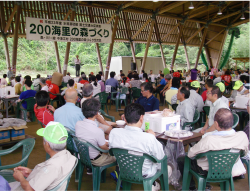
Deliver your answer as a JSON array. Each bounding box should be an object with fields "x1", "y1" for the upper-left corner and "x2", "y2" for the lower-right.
[
  {"x1": 43, "y1": 137, "x2": 67, "y2": 152},
  {"x1": 82, "y1": 84, "x2": 93, "y2": 97},
  {"x1": 40, "y1": 78, "x2": 46, "y2": 85}
]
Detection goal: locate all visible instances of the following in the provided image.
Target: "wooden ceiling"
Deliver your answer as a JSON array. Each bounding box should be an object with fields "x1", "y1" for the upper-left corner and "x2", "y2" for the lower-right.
[{"x1": 0, "y1": 1, "x2": 249, "y2": 68}]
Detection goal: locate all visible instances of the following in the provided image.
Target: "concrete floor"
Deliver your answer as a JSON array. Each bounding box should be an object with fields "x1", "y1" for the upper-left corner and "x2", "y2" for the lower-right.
[{"x1": 1, "y1": 103, "x2": 249, "y2": 191}]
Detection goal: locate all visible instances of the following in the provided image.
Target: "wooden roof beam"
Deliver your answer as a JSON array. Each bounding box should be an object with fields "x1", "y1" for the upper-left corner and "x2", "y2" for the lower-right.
[
  {"x1": 232, "y1": 18, "x2": 250, "y2": 27},
  {"x1": 63, "y1": 9, "x2": 72, "y2": 20},
  {"x1": 213, "y1": 11, "x2": 242, "y2": 23},
  {"x1": 161, "y1": 23, "x2": 180, "y2": 41},
  {"x1": 4, "y1": 4, "x2": 17, "y2": 33},
  {"x1": 186, "y1": 26, "x2": 205, "y2": 43},
  {"x1": 189, "y1": 6, "x2": 218, "y2": 19},
  {"x1": 158, "y1": 1, "x2": 186, "y2": 15},
  {"x1": 205, "y1": 29, "x2": 225, "y2": 45},
  {"x1": 131, "y1": 18, "x2": 151, "y2": 39}
]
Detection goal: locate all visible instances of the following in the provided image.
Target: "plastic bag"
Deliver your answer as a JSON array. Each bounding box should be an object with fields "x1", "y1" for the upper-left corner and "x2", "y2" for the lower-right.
[
  {"x1": 3, "y1": 118, "x2": 27, "y2": 127},
  {"x1": 232, "y1": 158, "x2": 246, "y2": 177},
  {"x1": 164, "y1": 139, "x2": 185, "y2": 190},
  {"x1": 0, "y1": 119, "x2": 10, "y2": 128}
]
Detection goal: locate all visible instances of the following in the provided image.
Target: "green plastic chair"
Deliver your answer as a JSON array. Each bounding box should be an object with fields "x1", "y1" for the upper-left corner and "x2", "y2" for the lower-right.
[
  {"x1": 130, "y1": 87, "x2": 141, "y2": 102},
  {"x1": 48, "y1": 92, "x2": 64, "y2": 108},
  {"x1": 182, "y1": 110, "x2": 200, "y2": 130},
  {"x1": 109, "y1": 148, "x2": 169, "y2": 191},
  {"x1": 172, "y1": 103, "x2": 178, "y2": 111},
  {"x1": 73, "y1": 137, "x2": 117, "y2": 191},
  {"x1": 232, "y1": 113, "x2": 239, "y2": 129},
  {"x1": 94, "y1": 92, "x2": 109, "y2": 114},
  {"x1": 61, "y1": 82, "x2": 68, "y2": 88},
  {"x1": 241, "y1": 143, "x2": 250, "y2": 191},
  {"x1": 48, "y1": 159, "x2": 78, "y2": 191},
  {"x1": 110, "y1": 87, "x2": 128, "y2": 112},
  {"x1": 17, "y1": 97, "x2": 36, "y2": 121},
  {"x1": 99, "y1": 109, "x2": 115, "y2": 122},
  {"x1": 38, "y1": 120, "x2": 45, "y2": 128},
  {"x1": 182, "y1": 149, "x2": 240, "y2": 191},
  {"x1": 203, "y1": 106, "x2": 210, "y2": 117},
  {"x1": 0, "y1": 138, "x2": 35, "y2": 182}
]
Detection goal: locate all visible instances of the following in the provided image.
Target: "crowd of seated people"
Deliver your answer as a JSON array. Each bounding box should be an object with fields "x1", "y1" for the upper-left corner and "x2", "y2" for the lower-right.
[{"x1": 0, "y1": 66, "x2": 249, "y2": 191}]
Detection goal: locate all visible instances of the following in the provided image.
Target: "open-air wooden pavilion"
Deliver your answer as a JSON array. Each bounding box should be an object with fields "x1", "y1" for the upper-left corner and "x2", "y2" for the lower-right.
[
  {"x1": 232, "y1": 57, "x2": 249, "y2": 70},
  {"x1": 0, "y1": 1, "x2": 249, "y2": 79}
]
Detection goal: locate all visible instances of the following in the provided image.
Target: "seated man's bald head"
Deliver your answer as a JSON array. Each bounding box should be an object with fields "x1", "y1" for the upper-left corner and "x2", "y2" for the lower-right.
[
  {"x1": 65, "y1": 88, "x2": 78, "y2": 103},
  {"x1": 214, "y1": 108, "x2": 233, "y2": 130}
]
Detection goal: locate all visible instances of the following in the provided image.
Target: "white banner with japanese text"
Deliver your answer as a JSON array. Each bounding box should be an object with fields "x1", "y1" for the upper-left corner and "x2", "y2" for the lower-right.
[{"x1": 26, "y1": 17, "x2": 112, "y2": 43}]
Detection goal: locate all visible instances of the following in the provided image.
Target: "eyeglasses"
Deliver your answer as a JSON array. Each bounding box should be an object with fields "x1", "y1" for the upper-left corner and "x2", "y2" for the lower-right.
[{"x1": 206, "y1": 92, "x2": 212, "y2": 95}]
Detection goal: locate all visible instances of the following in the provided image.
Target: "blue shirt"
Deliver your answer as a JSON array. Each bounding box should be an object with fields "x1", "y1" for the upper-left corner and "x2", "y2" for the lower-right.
[
  {"x1": 135, "y1": 95, "x2": 159, "y2": 112},
  {"x1": 0, "y1": 175, "x2": 10, "y2": 191},
  {"x1": 19, "y1": 90, "x2": 37, "y2": 109},
  {"x1": 160, "y1": 78, "x2": 166, "y2": 86},
  {"x1": 105, "y1": 77, "x2": 119, "y2": 88},
  {"x1": 54, "y1": 102, "x2": 85, "y2": 131}
]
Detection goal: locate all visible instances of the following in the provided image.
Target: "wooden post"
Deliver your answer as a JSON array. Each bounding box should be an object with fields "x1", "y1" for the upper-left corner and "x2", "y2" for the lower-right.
[
  {"x1": 96, "y1": 44, "x2": 103, "y2": 74},
  {"x1": 12, "y1": 3, "x2": 21, "y2": 75},
  {"x1": 105, "y1": 14, "x2": 120, "y2": 80},
  {"x1": 130, "y1": 41, "x2": 139, "y2": 72},
  {"x1": 63, "y1": 10, "x2": 75, "y2": 76},
  {"x1": 205, "y1": 47, "x2": 212, "y2": 68},
  {"x1": 141, "y1": 19, "x2": 155, "y2": 72},
  {"x1": 171, "y1": 24, "x2": 183, "y2": 69},
  {"x1": 0, "y1": 2, "x2": 10, "y2": 68},
  {"x1": 244, "y1": 62, "x2": 245, "y2": 70},
  {"x1": 235, "y1": 60, "x2": 237, "y2": 70},
  {"x1": 159, "y1": 43, "x2": 166, "y2": 69},
  {"x1": 184, "y1": 45, "x2": 190, "y2": 70},
  {"x1": 54, "y1": 42, "x2": 62, "y2": 73},
  {"x1": 3, "y1": 37, "x2": 10, "y2": 68},
  {"x1": 195, "y1": 27, "x2": 208, "y2": 69}
]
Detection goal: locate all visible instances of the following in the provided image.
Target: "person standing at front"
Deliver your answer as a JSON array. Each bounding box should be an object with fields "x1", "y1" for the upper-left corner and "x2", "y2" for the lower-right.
[{"x1": 74, "y1": 55, "x2": 81, "y2": 77}]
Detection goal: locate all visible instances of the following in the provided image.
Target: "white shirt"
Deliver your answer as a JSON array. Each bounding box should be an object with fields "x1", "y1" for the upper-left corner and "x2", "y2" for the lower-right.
[
  {"x1": 11, "y1": 79, "x2": 16, "y2": 87},
  {"x1": 176, "y1": 99, "x2": 195, "y2": 128},
  {"x1": 109, "y1": 125, "x2": 165, "y2": 178},
  {"x1": 74, "y1": 58, "x2": 81, "y2": 65},
  {"x1": 1, "y1": 78, "x2": 7, "y2": 86},
  {"x1": 213, "y1": 77, "x2": 221, "y2": 85},
  {"x1": 189, "y1": 89, "x2": 204, "y2": 112},
  {"x1": 114, "y1": 74, "x2": 121, "y2": 81},
  {"x1": 63, "y1": 75, "x2": 71, "y2": 83},
  {"x1": 33, "y1": 78, "x2": 40, "y2": 91},
  {"x1": 120, "y1": 82, "x2": 130, "y2": 94},
  {"x1": 148, "y1": 74, "x2": 155, "y2": 82},
  {"x1": 205, "y1": 96, "x2": 229, "y2": 107},
  {"x1": 41, "y1": 85, "x2": 49, "y2": 92},
  {"x1": 208, "y1": 98, "x2": 229, "y2": 127},
  {"x1": 91, "y1": 81, "x2": 101, "y2": 98}
]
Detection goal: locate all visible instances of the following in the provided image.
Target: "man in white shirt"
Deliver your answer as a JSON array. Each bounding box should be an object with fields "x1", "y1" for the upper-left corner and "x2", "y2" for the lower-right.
[
  {"x1": 63, "y1": 72, "x2": 72, "y2": 83},
  {"x1": 109, "y1": 103, "x2": 171, "y2": 191},
  {"x1": 148, "y1": 70, "x2": 156, "y2": 82},
  {"x1": 114, "y1": 70, "x2": 123, "y2": 81},
  {"x1": 33, "y1": 74, "x2": 41, "y2": 92},
  {"x1": 213, "y1": 72, "x2": 221, "y2": 85},
  {"x1": 189, "y1": 81, "x2": 204, "y2": 112},
  {"x1": 1, "y1": 74, "x2": 8, "y2": 86},
  {"x1": 74, "y1": 55, "x2": 81, "y2": 77},
  {"x1": 205, "y1": 82, "x2": 229, "y2": 106},
  {"x1": 232, "y1": 70, "x2": 240, "y2": 80},
  {"x1": 40, "y1": 78, "x2": 48, "y2": 92},
  {"x1": 199, "y1": 86, "x2": 229, "y2": 134},
  {"x1": 178, "y1": 108, "x2": 249, "y2": 191},
  {"x1": 176, "y1": 86, "x2": 195, "y2": 129},
  {"x1": 230, "y1": 80, "x2": 249, "y2": 99}
]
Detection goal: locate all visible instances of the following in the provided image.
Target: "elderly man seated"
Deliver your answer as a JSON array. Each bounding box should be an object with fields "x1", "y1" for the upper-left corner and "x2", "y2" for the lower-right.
[
  {"x1": 175, "y1": 86, "x2": 195, "y2": 129},
  {"x1": 9, "y1": 122, "x2": 77, "y2": 191},
  {"x1": 213, "y1": 72, "x2": 221, "y2": 85},
  {"x1": 80, "y1": 84, "x2": 112, "y2": 135},
  {"x1": 109, "y1": 103, "x2": 171, "y2": 191},
  {"x1": 75, "y1": 98, "x2": 116, "y2": 166},
  {"x1": 231, "y1": 80, "x2": 249, "y2": 99},
  {"x1": 177, "y1": 109, "x2": 249, "y2": 191},
  {"x1": 54, "y1": 88, "x2": 85, "y2": 131}
]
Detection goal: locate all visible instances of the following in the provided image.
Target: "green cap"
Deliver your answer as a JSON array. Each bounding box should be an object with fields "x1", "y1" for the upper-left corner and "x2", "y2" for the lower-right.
[
  {"x1": 37, "y1": 122, "x2": 68, "y2": 144},
  {"x1": 233, "y1": 80, "x2": 243, "y2": 90},
  {"x1": 216, "y1": 82, "x2": 225, "y2": 92},
  {"x1": 190, "y1": 81, "x2": 201, "y2": 88}
]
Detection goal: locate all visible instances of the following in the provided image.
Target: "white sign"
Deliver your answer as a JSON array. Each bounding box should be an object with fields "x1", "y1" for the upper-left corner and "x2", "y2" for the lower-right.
[{"x1": 26, "y1": 17, "x2": 112, "y2": 43}]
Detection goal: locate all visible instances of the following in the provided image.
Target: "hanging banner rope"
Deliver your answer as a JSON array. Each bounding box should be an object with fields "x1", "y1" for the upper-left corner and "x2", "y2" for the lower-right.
[
  {"x1": 200, "y1": 49, "x2": 209, "y2": 70},
  {"x1": 219, "y1": 30, "x2": 235, "y2": 69}
]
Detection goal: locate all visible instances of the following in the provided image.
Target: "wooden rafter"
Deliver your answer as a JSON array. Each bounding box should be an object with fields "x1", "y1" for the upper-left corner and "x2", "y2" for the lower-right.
[
  {"x1": 195, "y1": 27, "x2": 207, "y2": 68},
  {"x1": 4, "y1": 4, "x2": 17, "y2": 33},
  {"x1": 205, "y1": 29, "x2": 225, "y2": 45},
  {"x1": 171, "y1": 24, "x2": 183, "y2": 69},
  {"x1": 215, "y1": 30, "x2": 228, "y2": 69},
  {"x1": 186, "y1": 26, "x2": 204, "y2": 43},
  {"x1": 132, "y1": 18, "x2": 151, "y2": 40},
  {"x1": 158, "y1": 1, "x2": 186, "y2": 14},
  {"x1": 161, "y1": 23, "x2": 180, "y2": 41}
]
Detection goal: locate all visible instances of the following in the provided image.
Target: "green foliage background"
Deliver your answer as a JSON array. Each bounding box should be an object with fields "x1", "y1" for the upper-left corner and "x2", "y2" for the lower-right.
[{"x1": 0, "y1": 23, "x2": 249, "y2": 77}]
